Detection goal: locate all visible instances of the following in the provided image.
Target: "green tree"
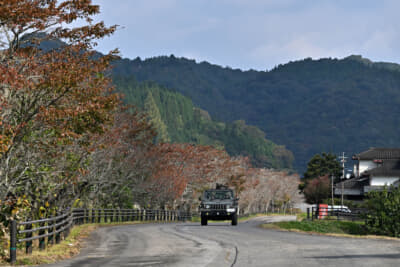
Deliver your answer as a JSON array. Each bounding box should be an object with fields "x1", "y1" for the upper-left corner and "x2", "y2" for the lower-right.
[
  {"x1": 113, "y1": 55, "x2": 400, "y2": 172},
  {"x1": 303, "y1": 153, "x2": 342, "y2": 181},
  {"x1": 365, "y1": 186, "x2": 400, "y2": 237},
  {"x1": 113, "y1": 77, "x2": 294, "y2": 169},
  {"x1": 144, "y1": 91, "x2": 170, "y2": 143}
]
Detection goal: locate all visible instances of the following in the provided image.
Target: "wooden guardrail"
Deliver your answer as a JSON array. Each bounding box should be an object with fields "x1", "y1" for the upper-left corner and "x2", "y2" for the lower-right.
[{"x1": 9, "y1": 208, "x2": 191, "y2": 263}]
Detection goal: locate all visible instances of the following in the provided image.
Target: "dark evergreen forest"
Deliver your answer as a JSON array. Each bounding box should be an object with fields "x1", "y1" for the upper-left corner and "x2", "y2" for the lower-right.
[
  {"x1": 113, "y1": 77, "x2": 294, "y2": 169},
  {"x1": 112, "y1": 55, "x2": 400, "y2": 171}
]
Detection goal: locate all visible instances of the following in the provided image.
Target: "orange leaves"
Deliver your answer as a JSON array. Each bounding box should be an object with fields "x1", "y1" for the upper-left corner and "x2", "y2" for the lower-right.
[
  {"x1": 0, "y1": 121, "x2": 16, "y2": 154},
  {"x1": 0, "y1": 0, "x2": 116, "y2": 52},
  {"x1": 0, "y1": 0, "x2": 120, "y2": 215},
  {"x1": 144, "y1": 143, "x2": 236, "y2": 203}
]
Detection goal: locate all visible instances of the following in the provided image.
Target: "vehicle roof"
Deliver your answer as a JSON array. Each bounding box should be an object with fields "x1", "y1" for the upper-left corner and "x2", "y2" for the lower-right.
[{"x1": 205, "y1": 189, "x2": 233, "y2": 191}]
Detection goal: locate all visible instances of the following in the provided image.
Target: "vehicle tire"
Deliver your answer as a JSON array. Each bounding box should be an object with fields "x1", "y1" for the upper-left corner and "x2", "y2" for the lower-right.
[
  {"x1": 231, "y1": 213, "x2": 238, "y2": 226},
  {"x1": 201, "y1": 216, "x2": 208, "y2": 226}
]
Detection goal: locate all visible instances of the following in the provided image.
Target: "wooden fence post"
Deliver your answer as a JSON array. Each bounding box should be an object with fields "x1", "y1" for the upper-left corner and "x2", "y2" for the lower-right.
[
  {"x1": 97, "y1": 210, "x2": 101, "y2": 223},
  {"x1": 55, "y1": 213, "x2": 61, "y2": 244},
  {"x1": 38, "y1": 219, "x2": 46, "y2": 251},
  {"x1": 130, "y1": 210, "x2": 134, "y2": 221},
  {"x1": 64, "y1": 212, "x2": 71, "y2": 239},
  {"x1": 25, "y1": 222, "x2": 33, "y2": 254},
  {"x1": 91, "y1": 209, "x2": 95, "y2": 223},
  {"x1": 48, "y1": 217, "x2": 54, "y2": 245},
  {"x1": 10, "y1": 220, "x2": 17, "y2": 264}
]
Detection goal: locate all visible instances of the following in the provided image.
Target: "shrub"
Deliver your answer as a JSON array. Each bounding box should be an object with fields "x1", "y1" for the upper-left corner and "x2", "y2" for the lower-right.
[{"x1": 365, "y1": 186, "x2": 400, "y2": 237}]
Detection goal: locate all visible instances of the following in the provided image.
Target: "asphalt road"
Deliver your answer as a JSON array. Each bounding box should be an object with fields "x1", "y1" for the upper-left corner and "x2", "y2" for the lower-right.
[{"x1": 46, "y1": 216, "x2": 400, "y2": 267}]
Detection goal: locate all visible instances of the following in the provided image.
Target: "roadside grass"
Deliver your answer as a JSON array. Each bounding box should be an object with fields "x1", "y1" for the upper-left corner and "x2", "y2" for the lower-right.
[
  {"x1": 191, "y1": 216, "x2": 200, "y2": 222},
  {"x1": 261, "y1": 219, "x2": 373, "y2": 237},
  {"x1": 273, "y1": 220, "x2": 367, "y2": 235},
  {"x1": 296, "y1": 212, "x2": 307, "y2": 221},
  {"x1": 0, "y1": 221, "x2": 148, "y2": 266}
]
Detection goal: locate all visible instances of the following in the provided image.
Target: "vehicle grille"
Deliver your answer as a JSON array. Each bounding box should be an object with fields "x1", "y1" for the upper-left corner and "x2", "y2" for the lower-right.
[{"x1": 210, "y1": 204, "x2": 227, "y2": 210}]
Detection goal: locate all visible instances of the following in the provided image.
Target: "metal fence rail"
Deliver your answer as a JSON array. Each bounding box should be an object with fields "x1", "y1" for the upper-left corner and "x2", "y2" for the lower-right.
[{"x1": 9, "y1": 208, "x2": 191, "y2": 263}]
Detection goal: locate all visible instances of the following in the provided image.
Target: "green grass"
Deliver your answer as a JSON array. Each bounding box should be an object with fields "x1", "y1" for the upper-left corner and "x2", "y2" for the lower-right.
[
  {"x1": 266, "y1": 220, "x2": 368, "y2": 235},
  {"x1": 296, "y1": 212, "x2": 307, "y2": 221}
]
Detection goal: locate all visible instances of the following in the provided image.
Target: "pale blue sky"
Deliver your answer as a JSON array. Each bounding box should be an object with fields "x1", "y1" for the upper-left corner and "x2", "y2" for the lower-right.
[{"x1": 90, "y1": 0, "x2": 400, "y2": 70}]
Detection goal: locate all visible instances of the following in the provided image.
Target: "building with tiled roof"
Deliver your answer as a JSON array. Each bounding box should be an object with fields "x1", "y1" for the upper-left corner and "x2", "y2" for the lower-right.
[{"x1": 335, "y1": 148, "x2": 400, "y2": 198}]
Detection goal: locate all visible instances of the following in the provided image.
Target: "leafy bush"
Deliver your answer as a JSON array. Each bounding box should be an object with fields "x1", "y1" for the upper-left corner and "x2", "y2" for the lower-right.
[{"x1": 365, "y1": 186, "x2": 400, "y2": 237}]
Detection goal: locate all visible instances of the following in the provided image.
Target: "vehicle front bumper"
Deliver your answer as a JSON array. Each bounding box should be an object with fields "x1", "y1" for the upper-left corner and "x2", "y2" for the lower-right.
[{"x1": 200, "y1": 210, "x2": 236, "y2": 220}]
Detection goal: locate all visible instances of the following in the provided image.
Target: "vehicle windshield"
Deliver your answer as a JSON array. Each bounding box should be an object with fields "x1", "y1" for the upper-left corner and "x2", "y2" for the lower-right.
[{"x1": 204, "y1": 190, "x2": 233, "y2": 200}]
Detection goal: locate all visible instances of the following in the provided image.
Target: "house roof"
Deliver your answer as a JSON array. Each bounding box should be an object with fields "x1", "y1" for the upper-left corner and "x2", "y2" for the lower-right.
[
  {"x1": 353, "y1": 148, "x2": 400, "y2": 160},
  {"x1": 336, "y1": 177, "x2": 369, "y2": 190},
  {"x1": 364, "y1": 159, "x2": 400, "y2": 177}
]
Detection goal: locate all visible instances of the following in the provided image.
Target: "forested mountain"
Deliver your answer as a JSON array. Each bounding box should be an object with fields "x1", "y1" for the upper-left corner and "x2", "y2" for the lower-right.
[
  {"x1": 112, "y1": 55, "x2": 400, "y2": 171},
  {"x1": 113, "y1": 76, "x2": 294, "y2": 169},
  {"x1": 22, "y1": 34, "x2": 294, "y2": 170}
]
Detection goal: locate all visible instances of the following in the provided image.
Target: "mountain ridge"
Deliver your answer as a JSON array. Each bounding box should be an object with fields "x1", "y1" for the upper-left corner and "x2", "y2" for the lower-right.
[
  {"x1": 27, "y1": 32, "x2": 400, "y2": 172},
  {"x1": 112, "y1": 54, "x2": 400, "y2": 172}
]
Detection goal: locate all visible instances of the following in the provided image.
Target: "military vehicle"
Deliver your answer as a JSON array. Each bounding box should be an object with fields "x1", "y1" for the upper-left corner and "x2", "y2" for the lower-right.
[{"x1": 199, "y1": 184, "x2": 239, "y2": 226}]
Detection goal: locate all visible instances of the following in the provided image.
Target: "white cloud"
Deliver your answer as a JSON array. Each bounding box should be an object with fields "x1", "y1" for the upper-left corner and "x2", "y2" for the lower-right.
[{"x1": 89, "y1": 0, "x2": 400, "y2": 70}]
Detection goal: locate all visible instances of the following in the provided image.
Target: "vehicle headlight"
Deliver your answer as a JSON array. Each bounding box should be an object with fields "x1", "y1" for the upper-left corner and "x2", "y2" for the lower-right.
[
  {"x1": 227, "y1": 208, "x2": 235, "y2": 212},
  {"x1": 205, "y1": 205, "x2": 210, "y2": 209}
]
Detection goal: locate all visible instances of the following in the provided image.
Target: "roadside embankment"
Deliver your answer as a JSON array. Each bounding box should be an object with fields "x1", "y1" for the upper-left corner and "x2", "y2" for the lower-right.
[{"x1": 261, "y1": 219, "x2": 400, "y2": 240}]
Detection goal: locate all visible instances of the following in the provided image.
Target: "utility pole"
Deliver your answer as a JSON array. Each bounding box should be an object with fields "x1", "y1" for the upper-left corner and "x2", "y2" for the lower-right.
[
  {"x1": 331, "y1": 174, "x2": 334, "y2": 207},
  {"x1": 338, "y1": 152, "x2": 347, "y2": 208}
]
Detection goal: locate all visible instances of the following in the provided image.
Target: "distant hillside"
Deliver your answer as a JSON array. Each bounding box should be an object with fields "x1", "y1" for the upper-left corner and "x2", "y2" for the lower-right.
[
  {"x1": 112, "y1": 55, "x2": 400, "y2": 172},
  {"x1": 113, "y1": 76, "x2": 294, "y2": 169}
]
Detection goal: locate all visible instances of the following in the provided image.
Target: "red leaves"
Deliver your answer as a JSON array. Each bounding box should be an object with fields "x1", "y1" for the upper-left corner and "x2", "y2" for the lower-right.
[
  {"x1": 143, "y1": 143, "x2": 237, "y2": 204},
  {"x1": 0, "y1": 0, "x2": 121, "y2": 215},
  {"x1": 303, "y1": 174, "x2": 330, "y2": 204}
]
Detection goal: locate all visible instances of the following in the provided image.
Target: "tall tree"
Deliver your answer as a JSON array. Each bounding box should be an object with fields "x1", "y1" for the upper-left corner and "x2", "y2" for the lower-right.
[
  {"x1": 303, "y1": 175, "x2": 331, "y2": 204},
  {"x1": 144, "y1": 91, "x2": 170, "y2": 143},
  {"x1": 79, "y1": 110, "x2": 156, "y2": 209},
  {"x1": 0, "y1": 0, "x2": 118, "y2": 218},
  {"x1": 303, "y1": 153, "x2": 342, "y2": 181}
]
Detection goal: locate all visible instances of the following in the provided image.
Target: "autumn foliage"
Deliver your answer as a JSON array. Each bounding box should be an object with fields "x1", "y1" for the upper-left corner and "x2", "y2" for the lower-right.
[
  {"x1": 0, "y1": 1, "x2": 301, "y2": 225},
  {"x1": 0, "y1": 0, "x2": 119, "y2": 219},
  {"x1": 0, "y1": 1, "x2": 306, "y2": 260},
  {"x1": 303, "y1": 174, "x2": 331, "y2": 204}
]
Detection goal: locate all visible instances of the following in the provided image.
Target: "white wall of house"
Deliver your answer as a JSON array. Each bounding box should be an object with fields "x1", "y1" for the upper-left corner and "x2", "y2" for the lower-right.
[
  {"x1": 370, "y1": 176, "x2": 399, "y2": 186},
  {"x1": 359, "y1": 160, "x2": 378, "y2": 175}
]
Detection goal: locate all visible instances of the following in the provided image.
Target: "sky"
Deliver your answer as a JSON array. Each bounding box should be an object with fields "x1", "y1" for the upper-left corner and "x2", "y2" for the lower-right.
[{"x1": 89, "y1": 0, "x2": 400, "y2": 71}]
